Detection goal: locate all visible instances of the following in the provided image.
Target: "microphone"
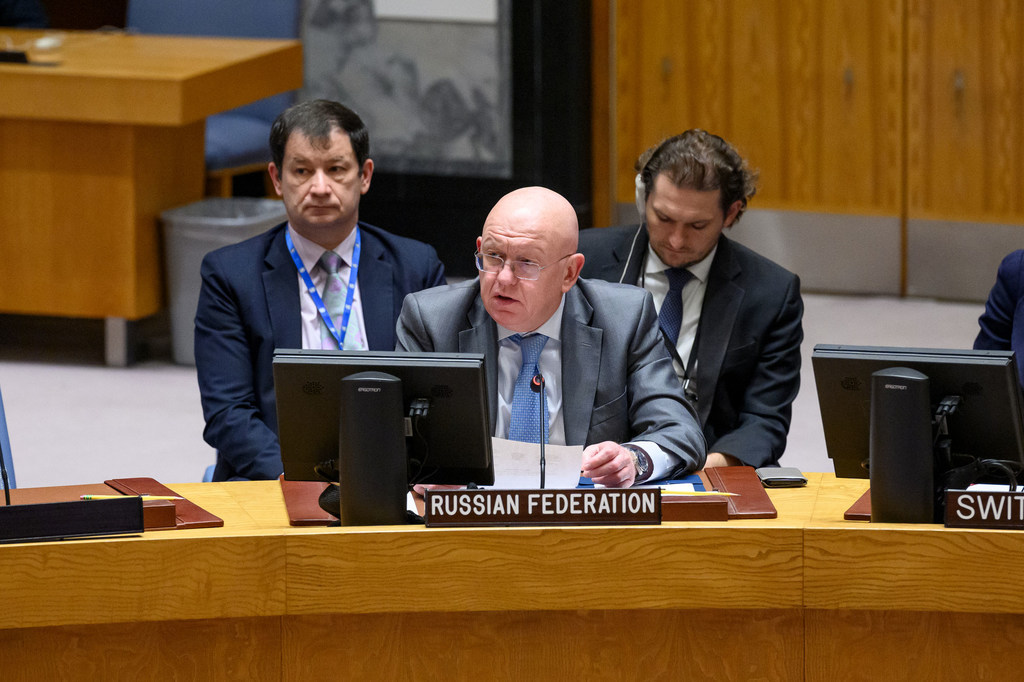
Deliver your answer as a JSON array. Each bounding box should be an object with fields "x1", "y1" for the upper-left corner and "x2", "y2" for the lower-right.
[
  {"x1": 0, "y1": 448, "x2": 10, "y2": 506},
  {"x1": 531, "y1": 373, "x2": 546, "y2": 489}
]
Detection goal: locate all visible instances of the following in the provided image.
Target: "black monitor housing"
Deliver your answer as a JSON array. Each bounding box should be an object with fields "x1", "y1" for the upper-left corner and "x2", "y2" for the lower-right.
[
  {"x1": 273, "y1": 350, "x2": 495, "y2": 525},
  {"x1": 812, "y1": 345, "x2": 1024, "y2": 521}
]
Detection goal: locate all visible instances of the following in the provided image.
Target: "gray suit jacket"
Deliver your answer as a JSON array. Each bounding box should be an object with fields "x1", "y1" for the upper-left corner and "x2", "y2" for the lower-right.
[{"x1": 395, "y1": 278, "x2": 706, "y2": 476}]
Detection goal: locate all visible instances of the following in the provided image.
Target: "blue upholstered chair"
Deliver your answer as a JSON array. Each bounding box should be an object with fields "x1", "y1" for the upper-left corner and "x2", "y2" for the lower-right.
[
  {"x1": 0, "y1": 385, "x2": 16, "y2": 490},
  {"x1": 126, "y1": 0, "x2": 301, "y2": 197}
]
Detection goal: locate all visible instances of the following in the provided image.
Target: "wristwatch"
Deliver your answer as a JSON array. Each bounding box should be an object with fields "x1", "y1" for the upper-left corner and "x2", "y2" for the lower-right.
[{"x1": 623, "y1": 444, "x2": 651, "y2": 483}]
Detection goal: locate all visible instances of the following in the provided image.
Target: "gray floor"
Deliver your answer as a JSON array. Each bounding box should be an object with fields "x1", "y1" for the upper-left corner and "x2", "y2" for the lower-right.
[{"x1": 0, "y1": 294, "x2": 985, "y2": 489}]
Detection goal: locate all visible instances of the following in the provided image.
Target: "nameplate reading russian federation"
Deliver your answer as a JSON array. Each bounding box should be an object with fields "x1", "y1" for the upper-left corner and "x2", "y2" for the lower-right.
[
  {"x1": 945, "y1": 489, "x2": 1024, "y2": 529},
  {"x1": 424, "y1": 488, "x2": 661, "y2": 527}
]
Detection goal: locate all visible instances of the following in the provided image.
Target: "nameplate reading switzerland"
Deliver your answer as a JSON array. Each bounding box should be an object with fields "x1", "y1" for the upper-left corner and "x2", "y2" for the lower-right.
[
  {"x1": 424, "y1": 488, "x2": 661, "y2": 527},
  {"x1": 945, "y1": 489, "x2": 1024, "y2": 529}
]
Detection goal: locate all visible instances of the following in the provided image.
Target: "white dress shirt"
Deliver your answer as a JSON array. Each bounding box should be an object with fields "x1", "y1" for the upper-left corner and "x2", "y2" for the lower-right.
[
  {"x1": 639, "y1": 243, "x2": 717, "y2": 380},
  {"x1": 494, "y1": 294, "x2": 679, "y2": 481}
]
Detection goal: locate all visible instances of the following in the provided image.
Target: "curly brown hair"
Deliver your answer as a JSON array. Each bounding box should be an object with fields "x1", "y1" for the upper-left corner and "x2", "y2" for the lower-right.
[{"x1": 635, "y1": 130, "x2": 758, "y2": 223}]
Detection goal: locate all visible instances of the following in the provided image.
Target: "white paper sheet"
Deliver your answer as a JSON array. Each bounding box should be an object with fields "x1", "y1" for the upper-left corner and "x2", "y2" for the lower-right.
[{"x1": 488, "y1": 437, "x2": 584, "y2": 489}]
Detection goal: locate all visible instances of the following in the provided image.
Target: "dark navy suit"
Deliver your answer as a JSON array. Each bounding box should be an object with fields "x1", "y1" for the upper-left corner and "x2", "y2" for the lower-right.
[
  {"x1": 975, "y1": 249, "x2": 1024, "y2": 388},
  {"x1": 195, "y1": 221, "x2": 445, "y2": 480},
  {"x1": 578, "y1": 226, "x2": 803, "y2": 467}
]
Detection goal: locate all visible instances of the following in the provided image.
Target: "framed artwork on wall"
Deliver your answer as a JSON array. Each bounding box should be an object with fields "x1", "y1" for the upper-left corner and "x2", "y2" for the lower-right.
[{"x1": 301, "y1": 0, "x2": 591, "y2": 277}]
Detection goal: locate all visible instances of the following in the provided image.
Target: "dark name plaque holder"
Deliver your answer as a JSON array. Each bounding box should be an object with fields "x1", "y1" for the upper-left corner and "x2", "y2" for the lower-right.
[
  {"x1": 945, "y1": 489, "x2": 1024, "y2": 529},
  {"x1": 424, "y1": 488, "x2": 661, "y2": 527},
  {"x1": 0, "y1": 496, "x2": 145, "y2": 544}
]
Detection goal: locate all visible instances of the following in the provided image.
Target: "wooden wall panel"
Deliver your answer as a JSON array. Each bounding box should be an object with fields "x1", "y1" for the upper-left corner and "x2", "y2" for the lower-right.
[
  {"x1": 817, "y1": 0, "x2": 904, "y2": 214},
  {"x1": 907, "y1": 0, "x2": 1024, "y2": 222},
  {"x1": 612, "y1": 0, "x2": 903, "y2": 216},
  {"x1": 613, "y1": 0, "x2": 730, "y2": 204}
]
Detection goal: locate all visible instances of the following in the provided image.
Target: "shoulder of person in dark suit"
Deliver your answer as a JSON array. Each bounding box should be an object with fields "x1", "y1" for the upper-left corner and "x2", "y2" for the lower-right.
[{"x1": 356, "y1": 221, "x2": 446, "y2": 286}]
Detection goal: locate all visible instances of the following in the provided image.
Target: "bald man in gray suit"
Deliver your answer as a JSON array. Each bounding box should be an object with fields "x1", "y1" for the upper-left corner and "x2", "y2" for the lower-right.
[{"x1": 396, "y1": 187, "x2": 706, "y2": 487}]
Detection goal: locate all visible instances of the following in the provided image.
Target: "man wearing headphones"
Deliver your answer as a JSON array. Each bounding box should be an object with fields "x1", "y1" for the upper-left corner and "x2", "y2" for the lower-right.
[{"x1": 578, "y1": 130, "x2": 803, "y2": 469}]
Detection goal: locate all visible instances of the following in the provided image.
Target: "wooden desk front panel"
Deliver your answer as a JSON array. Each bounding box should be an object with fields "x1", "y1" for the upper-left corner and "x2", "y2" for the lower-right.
[
  {"x1": 285, "y1": 525, "x2": 805, "y2": 616},
  {"x1": 1, "y1": 534, "x2": 287, "y2": 630},
  {"x1": 283, "y1": 609, "x2": 803, "y2": 681},
  {"x1": 804, "y1": 475, "x2": 1024, "y2": 614},
  {"x1": 1, "y1": 617, "x2": 281, "y2": 682},
  {"x1": 0, "y1": 609, "x2": 803, "y2": 682},
  {"x1": 806, "y1": 609, "x2": 1024, "y2": 682},
  {"x1": 805, "y1": 526, "x2": 1024, "y2": 614}
]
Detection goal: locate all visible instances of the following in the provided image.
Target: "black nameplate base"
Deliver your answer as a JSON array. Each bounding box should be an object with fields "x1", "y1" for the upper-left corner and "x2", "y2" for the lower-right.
[
  {"x1": 424, "y1": 488, "x2": 661, "y2": 527},
  {"x1": 0, "y1": 497, "x2": 145, "y2": 543},
  {"x1": 0, "y1": 50, "x2": 29, "y2": 63},
  {"x1": 945, "y1": 489, "x2": 1024, "y2": 530}
]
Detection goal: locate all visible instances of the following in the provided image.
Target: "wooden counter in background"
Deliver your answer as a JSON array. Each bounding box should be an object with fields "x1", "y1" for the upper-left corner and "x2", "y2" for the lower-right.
[{"x1": 0, "y1": 30, "x2": 301, "y2": 364}]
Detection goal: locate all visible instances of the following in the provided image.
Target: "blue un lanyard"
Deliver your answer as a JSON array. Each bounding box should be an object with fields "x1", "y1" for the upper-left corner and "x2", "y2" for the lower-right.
[{"x1": 285, "y1": 227, "x2": 361, "y2": 348}]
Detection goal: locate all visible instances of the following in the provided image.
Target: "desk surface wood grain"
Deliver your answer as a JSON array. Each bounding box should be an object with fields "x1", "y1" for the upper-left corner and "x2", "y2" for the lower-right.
[{"x1": 0, "y1": 30, "x2": 303, "y2": 125}]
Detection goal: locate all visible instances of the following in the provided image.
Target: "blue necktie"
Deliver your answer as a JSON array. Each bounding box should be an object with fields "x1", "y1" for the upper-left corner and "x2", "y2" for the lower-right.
[
  {"x1": 659, "y1": 267, "x2": 693, "y2": 346},
  {"x1": 507, "y1": 333, "x2": 549, "y2": 443}
]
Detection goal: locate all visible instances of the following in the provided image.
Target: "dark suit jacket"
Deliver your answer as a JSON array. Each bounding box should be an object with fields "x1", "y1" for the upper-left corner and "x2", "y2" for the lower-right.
[
  {"x1": 975, "y1": 249, "x2": 1024, "y2": 387},
  {"x1": 394, "y1": 278, "x2": 707, "y2": 476},
  {"x1": 195, "y1": 221, "x2": 446, "y2": 480},
  {"x1": 578, "y1": 225, "x2": 803, "y2": 467}
]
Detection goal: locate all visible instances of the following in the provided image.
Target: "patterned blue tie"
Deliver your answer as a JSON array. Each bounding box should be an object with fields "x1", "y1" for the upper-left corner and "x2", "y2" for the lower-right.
[
  {"x1": 659, "y1": 267, "x2": 693, "y2": 346},
  {"x1": 507, "y1": 333, "x2": 549, "y2": 443},
  {"x1": 319, "y1": 251, "x2": 366, "y2": 350}
]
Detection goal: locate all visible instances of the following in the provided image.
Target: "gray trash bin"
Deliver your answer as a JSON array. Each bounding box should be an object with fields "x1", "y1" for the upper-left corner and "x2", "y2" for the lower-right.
[{"x1": 161, "y1": 198, "x2": 288, "y2": 365}]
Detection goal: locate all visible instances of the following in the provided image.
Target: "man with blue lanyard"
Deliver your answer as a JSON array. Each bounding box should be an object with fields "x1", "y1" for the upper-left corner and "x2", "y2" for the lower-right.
[{"x1": 195, "y1": 99, "x2": 446, "y2": 480}]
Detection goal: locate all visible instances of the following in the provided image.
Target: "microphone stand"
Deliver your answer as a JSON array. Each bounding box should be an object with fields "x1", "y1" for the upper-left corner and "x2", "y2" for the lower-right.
[
  {"x1": 1, "y1": 452, "x2": 10, "y2": 506},
  {"x1": 531, "y1": 374, "x2": 546, "y2": 489}
]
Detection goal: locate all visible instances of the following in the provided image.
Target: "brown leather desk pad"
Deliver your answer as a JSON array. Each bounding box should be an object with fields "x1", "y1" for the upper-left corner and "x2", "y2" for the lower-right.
[
  {"x1": 844, "y1": 489, "x2": 872, "y2": 520},
  {"x1": 279, "y1": 476, "x2": 335, "y2": 526},
  {"x1": 104, "y1": 477, "x2": 223, "y2": 529},
  {"x1": 11, "y1": 482, "x2": 178, "y2": 530},
  {"x1": 698, "y1": 466, "x2": 778, "y2": 519}
]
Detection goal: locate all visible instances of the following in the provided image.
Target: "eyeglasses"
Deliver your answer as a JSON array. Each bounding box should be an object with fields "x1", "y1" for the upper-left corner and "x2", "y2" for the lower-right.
[{"x1": 474, "y1": 251, "x2": 574, "y2": 281}]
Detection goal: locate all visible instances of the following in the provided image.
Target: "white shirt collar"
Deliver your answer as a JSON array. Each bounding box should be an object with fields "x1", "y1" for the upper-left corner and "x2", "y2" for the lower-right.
[
  {"x1": 644, "y1": 241, "x2": 718, "y2": 284},
  {"x1": 287, "y1": 224, "x2": 358, "y2": 272}
]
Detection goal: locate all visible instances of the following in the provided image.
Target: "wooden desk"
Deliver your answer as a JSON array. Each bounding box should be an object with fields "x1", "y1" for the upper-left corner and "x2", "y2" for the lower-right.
[
  {"x1": 803, "y1": 474, "x2": 1024, "y2": 681},
  {"x1": 0, "y1": 30, "x2": 302, "y2": 363},
  {"x1": 0, "y1": 476, "x2": 1020, "y2": 681}
]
